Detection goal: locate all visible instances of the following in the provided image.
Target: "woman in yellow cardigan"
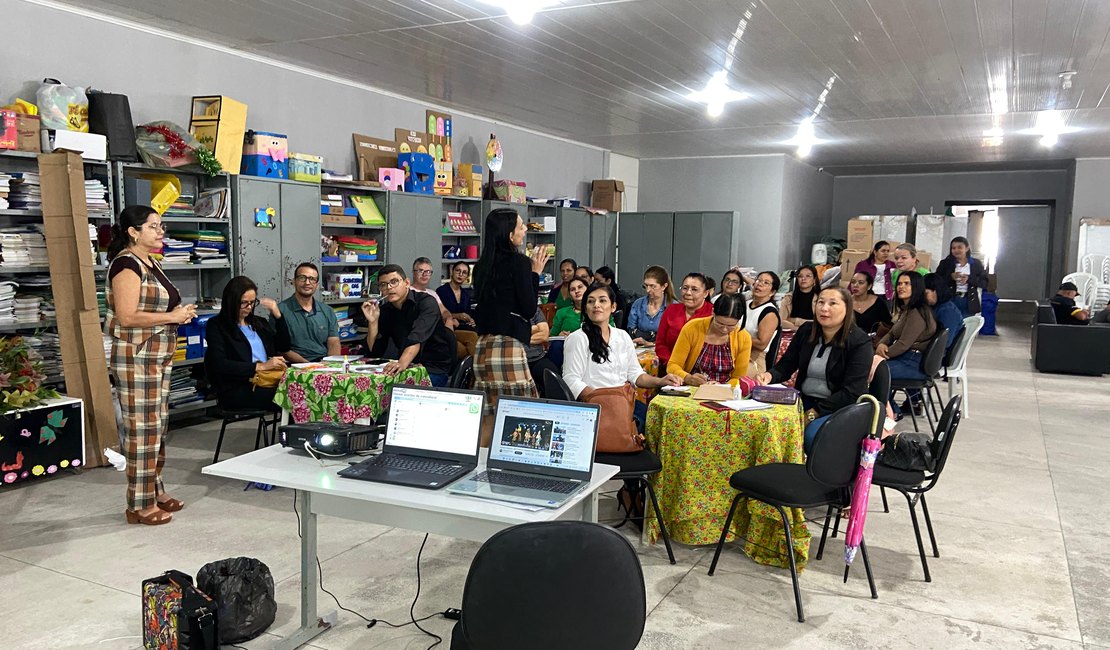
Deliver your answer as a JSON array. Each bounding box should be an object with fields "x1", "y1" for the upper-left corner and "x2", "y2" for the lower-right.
[{"x1": 666, "y1": 293, "x2": 752, "y2": 387}]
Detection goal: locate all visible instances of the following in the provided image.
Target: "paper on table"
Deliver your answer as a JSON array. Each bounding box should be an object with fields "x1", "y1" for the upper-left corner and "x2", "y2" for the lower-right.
[
  {"x1": 692, "y1": 384, "x2": 735, "y2": 401},
  {"x1": 718, "y1": 400, "x2": 774, "y2": 412}
]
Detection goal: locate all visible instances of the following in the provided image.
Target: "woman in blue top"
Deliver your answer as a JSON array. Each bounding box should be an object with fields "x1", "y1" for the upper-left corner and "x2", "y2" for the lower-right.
[
  {"x1": 924, "y1": 273, "x2": 963, "y2": 354},
  {"x1": 205, "y1": 276, "x2": 287, "y2": 411},
  {"x1": 436, "y1": 261, "x2": 475, "y2": 329},
  {"x1": 627, "y1": 265, "x2": 676, "y2": 345}
]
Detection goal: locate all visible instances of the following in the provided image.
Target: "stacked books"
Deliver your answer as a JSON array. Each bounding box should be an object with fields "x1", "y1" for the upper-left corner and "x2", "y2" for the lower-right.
[
  {"x1": 174, "y1": 332, "x2": 188, "y2": 362},
  {"x1": 161, "y1": 236, "x2": 194, "y2": 264},
  {"x1": 7, "y1": 172, "x2": 41, "y2": 211},
  {"x1": 13, "y1": 295, "x2": 41, "y2": 324},
  {"x1": 0, "y1": 281, "x2": 16, "y2": 325},
  {"x1": 0, "y1": 227, "x2": 47, "y2": 268},
  {"x1": 24, "y1": 333, "x2": 63, "y2": 385},
  {"x1": 85, "y1": 179, "x2": 111, "y2": 219},
  {"x1": 165, "y1": 193, "x2": 195, "y2": 218},
  {"x1": 0, "y1": 172, "x2": 10, "y2": 210},
  {"x1": 168, "y1": 366, "x2": 205, "y2": 408},
  {"x1": 167, "y1": 230, "x2": 228, "y2": 265}
]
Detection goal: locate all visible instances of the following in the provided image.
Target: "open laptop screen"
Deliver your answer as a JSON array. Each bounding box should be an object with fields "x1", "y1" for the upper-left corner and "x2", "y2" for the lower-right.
[
  {"x1": 385, "y1": 385, "x2": 484, "y2": 460},
  {"x1": 488, "y1": 397, "x2": 599, "y2": 479}
]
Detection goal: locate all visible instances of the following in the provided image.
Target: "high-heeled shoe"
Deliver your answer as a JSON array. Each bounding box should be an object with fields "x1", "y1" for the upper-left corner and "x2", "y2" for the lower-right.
[
  {"x1": 156, "y1": 497, "x2": 185, "y2": 512},
  {"x1": 125, "y1": 509, "x2": 173, "y2": 525}
]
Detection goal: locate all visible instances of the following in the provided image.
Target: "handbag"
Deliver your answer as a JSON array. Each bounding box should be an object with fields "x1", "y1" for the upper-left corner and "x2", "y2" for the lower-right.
[
  {"x1": 879, "y1": 431, "x2": 936, "y2": 471},
  {"x1": 142, "y1": 570, "x2": 219, "y2": 650},
  {"x1": 249, "y1": 368, "x2": 284, "y2": 390},
  {"x1": 87, "y1": 89, "x2": 138, "y2": 160},
  {"x1": 579, "y1": 382, "x2": 642, "y2": 453}
]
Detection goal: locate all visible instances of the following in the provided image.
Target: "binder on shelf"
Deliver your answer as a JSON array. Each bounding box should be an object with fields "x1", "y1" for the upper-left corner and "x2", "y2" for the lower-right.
[{"x1": 350, "y1": 195, "x2": 386, "y2": 226}]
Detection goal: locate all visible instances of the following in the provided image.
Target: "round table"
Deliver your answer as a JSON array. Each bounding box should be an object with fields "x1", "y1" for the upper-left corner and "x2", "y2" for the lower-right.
[
  {"x1": 644, "y1": 395, "x2": 809, "y2": 570},
  {"x1": 274, "y1": 364, "x2": 432, "y2": 424}
]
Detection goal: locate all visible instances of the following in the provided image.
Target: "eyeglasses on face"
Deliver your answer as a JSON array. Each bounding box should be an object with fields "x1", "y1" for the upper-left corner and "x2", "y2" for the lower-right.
[
  {"x1": 145, "y1": 223, "x2": 167, "y2": 232},
  {"x1": 413, "y1": 268, "x2": 433, "y2": 276},
  {"x1": 294, "y1": 275, "x2": 319, "y2": 284},
  {"x1": 723, "y1": 278, "x2": 741, "y2": 286},
  {"x1": 240, "y1": 299, "x2": 260, "y2": 308},
  {"x1": 680, "y1": 285, "x2": 702, "y2": 293},
  {"x1": 378, "y1": 277, "x2": 403, "y2": 291}
]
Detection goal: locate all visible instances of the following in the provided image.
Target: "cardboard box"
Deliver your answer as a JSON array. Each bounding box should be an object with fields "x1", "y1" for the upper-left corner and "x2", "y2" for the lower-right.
[
  {"x1": 399, "y1": 152, "x2": 434, "y2": 195},
  {"x1": 394, "y1": 128, "x2": 428, "y2": 155},
  {"x1": 241, "y1": 130, "x2": 288, "y2": 179},
  {"x1": 353, "y1": 133, "x2": 399, "y2": 182},
  {"x1": 457, "y1": 163, "x2": 483, "y2": 196},
  {"x1": 0, "y1": 110, "x2": 17, "y2": 149},
  {"x1": 188, "y1": 95, "x2": 248, "y2": 172},
  {"x1": 433, "y1": 161, "x2": 453, "y2": 195},
  {"x1": 917, "y1": 250, "x2": 933, "y2": 271},
  {"x1": 16, "y1": 114, "x2": 41, "y2": 152},
  {"x1": 846, "y1": 217, "x2": 880, "y2": 251},
  {"x1": 322, "y1": 214, "x2": 358, "y2": 224},
  {"x1": 41, "y1": 129, "x2": 107, "y2": 160},
  {"x1": 493, "y1": 179, "x2": 527, "y2": 204},
  {"x1": 45, "y1": 235, "x2": 95, "y2": 275},
  {"x1": 327, "y1": 273, "x2": 364, "y2": 298},
  {"x1": 289, "y1": 153, "x2": 322, "y2": 183},
  {"x1": 838, "y1": 249, "x2": 871, "y2": 287},
  {"x1": 590, "y1": 179, "x2": 624, "y2": 212}
]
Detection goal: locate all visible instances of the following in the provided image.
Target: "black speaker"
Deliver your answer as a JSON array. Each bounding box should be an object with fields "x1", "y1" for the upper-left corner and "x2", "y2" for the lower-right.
[{"x1": 87, "y1": 90, "x2": 138, "y2": 161}]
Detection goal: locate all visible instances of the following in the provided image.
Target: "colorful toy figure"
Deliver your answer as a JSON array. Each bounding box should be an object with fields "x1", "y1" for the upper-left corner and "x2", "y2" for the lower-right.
[
  {"x1": 241, "y1": 130, "x2": 288, "y2": 178},
  {"x1": 398, "y1": 152, "x2": 434, "y2": 195},
  {"x1": 433, "y1": 162, "x2": 453, "y2": 195},
  {"x1": 378, "y1": 167, "x2": 404, "y2": 191}
]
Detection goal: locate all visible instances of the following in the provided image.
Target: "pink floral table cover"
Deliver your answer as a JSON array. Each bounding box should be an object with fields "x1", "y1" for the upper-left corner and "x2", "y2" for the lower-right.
[
  {"x1": 273, "y1": 365, "x2": 432, "y2": 423},
  {"x1": 644, "y1": 395, "x2": 810, "y2": 570}
]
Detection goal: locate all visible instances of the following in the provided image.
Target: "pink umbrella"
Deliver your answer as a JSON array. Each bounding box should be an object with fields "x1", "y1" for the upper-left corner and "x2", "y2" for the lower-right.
[{"x1": 843, "y1": 395, "x2": 882, "y2": 582}]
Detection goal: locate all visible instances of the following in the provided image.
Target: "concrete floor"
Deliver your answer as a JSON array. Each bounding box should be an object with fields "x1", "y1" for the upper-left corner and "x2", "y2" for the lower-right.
[{"x1": 2, "y1": 322, "x2": 1108, "y2": 649}]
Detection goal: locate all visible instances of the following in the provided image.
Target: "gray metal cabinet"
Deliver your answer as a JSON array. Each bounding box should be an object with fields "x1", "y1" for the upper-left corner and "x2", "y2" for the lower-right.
[
  {"x1": 589, "y1": 212, "x2": 617, "y2": 271},
  {"x1": 671, "y1": 211, "x2": 741, "y2": 281},
  {"x1": 616, "y1": 212, "x2": 674, "y2": 286},
  {"x1": 387, "y1": 193, "x2": 446, "y2": 286},
  {"x1": 556, "y1": 208, "x2": 591, "y2": 267},
  {"x1": 233, "y1": 177, "x2": 321, "y2": 301}
]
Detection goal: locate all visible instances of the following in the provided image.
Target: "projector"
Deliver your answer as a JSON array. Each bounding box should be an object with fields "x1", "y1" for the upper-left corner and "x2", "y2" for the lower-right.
[{"x1": 279, "y1": 422, "x2": 382, "y2": 455}]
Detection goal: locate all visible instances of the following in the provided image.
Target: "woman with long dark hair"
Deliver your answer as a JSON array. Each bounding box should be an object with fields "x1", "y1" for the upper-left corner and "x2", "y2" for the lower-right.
[
  {"x1": 105, "y1": 205, "x2": 197, "y2": 526},
  {"x1": 923, "y1": 273, "x2": 964, "y2": 353},
  {"x1": 551, "y1": 277, "x2": 589, "y2": 335},
  {"x1": 592, "y1": 266, "x2": 627, "y2": 316},
  {"x1": 204, "y1": 276, "x2": 287, "y2": 411},
  {"x1": 848, "y1": 270, "x2": 892, "y2": 335},
  {"x1": 666, "y1": 293, "x2": 752, "y2": 387},
  {"x1": 781, "y1": 264, "x2": 818, "y2": 330},
  {"x1": 745, "y1": 271, "x2": 782, "y2": 375},
  {"x1": 876, "y1": 272, "x2": 937, "y2": 382},
  {"x1": 546, "y1": 258, "x2": 577, "y2": 309},
  {"x1": 855, "y1": 240, "x2": 896, "y2": 300},
  {"x1": 473, "y1": 208, "x2": 549, "y2": 410},
  {"x1": 710, "y1": 268, "x2": 745, "y2": 304},
  {"x1": 934, "y1": 236, "x2": 987, "y2": 316}
]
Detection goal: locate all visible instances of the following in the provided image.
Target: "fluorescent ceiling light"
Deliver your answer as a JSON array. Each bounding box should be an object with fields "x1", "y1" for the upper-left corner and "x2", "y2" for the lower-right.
[
  {"x1": 687, "y1": 70, "x2": 746, "y2": 118},
  {"x1": 1019, "y1": 110, "x2": 1079, "y2": 147},
  {"x1": 981, "y1": 126, "x2": 1004, "y2": 147},
  {"x1": 477, "y1": 0, "x2": 560, "y2": 25},
  {"x1": 784, "y1": 116, "x2": 820, "y2": 158}
]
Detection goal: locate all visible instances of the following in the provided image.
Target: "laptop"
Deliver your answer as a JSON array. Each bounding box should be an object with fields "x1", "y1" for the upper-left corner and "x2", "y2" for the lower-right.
[
  {"x1": 448, "y1": 396, "x2": 600, "y2": 508},
  {"x1": 337, "y1": 385, "x2": 484, "y2": 490}
]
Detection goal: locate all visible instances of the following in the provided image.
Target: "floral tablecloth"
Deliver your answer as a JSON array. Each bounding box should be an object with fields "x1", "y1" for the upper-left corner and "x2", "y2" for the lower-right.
[
  {"x1": 636, "y1": 348, "x2": 659, "y2": 405},
  {"x1": 644, "y1": 395, "x2": 808, "y2": 570},
  {"x1": 274, "y1": 365, "x2": 432, "y2": 423}
]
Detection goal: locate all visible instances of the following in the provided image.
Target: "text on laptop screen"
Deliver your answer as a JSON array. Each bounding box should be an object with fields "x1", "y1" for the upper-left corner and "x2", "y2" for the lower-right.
[
  {"x1": 387, "y1": 387, "x2": 483, "y2": 456},
  {"x1": 490, "y1": 399, "x2": 597, "y2": 472}
]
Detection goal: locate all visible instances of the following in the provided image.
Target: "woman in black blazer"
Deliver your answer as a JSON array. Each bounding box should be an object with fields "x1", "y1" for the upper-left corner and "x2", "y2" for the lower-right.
[{"x1": 204, "y1": 276, "x2": 288, "y2": 411}]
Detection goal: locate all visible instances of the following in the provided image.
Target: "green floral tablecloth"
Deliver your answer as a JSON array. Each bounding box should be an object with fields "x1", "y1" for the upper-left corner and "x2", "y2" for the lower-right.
[
  {"x1": 274, "y1": 365, "x2": 431, "y2": 423},
  {"x1": 644, "y1": 396, "x2": 809, "y2": 570}
]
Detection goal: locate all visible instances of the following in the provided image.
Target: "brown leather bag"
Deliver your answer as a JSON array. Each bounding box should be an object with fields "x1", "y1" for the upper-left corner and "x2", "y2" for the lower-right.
[{"x1": 580, "y1": 383, "x2": 643, "y2": 453}]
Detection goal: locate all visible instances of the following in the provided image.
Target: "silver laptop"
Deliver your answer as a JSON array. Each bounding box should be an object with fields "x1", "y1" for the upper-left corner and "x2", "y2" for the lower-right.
[
  {"x1": 448, "y1": 396, "x2": 600, "y2": 508},
  {"x1": 337, "y1": 385, "x2": 484, "y2": 490}
]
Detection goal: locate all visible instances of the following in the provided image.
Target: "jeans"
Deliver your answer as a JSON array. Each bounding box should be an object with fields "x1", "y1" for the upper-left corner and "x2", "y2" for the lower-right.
[
  {"x1": 428, "y1": 372, "x2": 449, "y2": 387},
  {"x1": 803, "y1": 414, "x2": 831, "y2": 454},
  {"x1": 886, "y1": 350, "x2": 925, "y2": 412},
  {"x1": 951, "y1": 295, "x2": 970, "y2": 318}
]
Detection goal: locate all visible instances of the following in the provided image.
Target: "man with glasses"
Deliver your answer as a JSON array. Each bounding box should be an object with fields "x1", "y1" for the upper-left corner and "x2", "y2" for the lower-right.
[
  {"x1": 269, "y1": 262, "x2": 340, "y2": 362},
  {"x1": 361, "y1": 264, "x2": 456, "y2": 386},
  {"x1": 410, "y1": 256, "x2": 458, "y2": 330}
]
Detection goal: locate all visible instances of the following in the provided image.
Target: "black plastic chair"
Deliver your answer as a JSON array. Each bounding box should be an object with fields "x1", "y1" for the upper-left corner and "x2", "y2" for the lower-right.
[
  {"x1": 872, "y1": 394, "x2": 962, "y2": 583},
  {"x1": 766, "y1": 327, "x2": 783, "y2": 368},
  {"x1": 891, "y1": 328, "x2": 948, "y2": 432},
  {"x1": 707, "y1": 400, "x2": 880, "y2": 622},
  {"x1": 831, "y1": 360, "x2": 892, "y2": 536},
  {"x1": 450, "y1": 355, "x2": 474, "y2": 389},
  {"x1": 541, "y1": 369, "x2": 676, "y2": 565},
  {"x1": 212, "y1": 407, "x2": 280, "y2": 464},
  {"x1": 450, "y1": 521, "x2": 645, "y2": 650}
]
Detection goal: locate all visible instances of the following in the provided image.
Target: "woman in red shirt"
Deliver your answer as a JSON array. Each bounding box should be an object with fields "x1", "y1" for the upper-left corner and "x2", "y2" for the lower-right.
[{"x1": 655, "y1": 272, "x2": 713, "y2": 370}]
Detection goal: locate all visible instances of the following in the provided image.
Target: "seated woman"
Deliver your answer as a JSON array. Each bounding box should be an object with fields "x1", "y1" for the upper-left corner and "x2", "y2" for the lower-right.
[
  {"x1": 593, "y1": 266, "x2": 627, "y2": 317},
  {"x1": 204, "y1": 276, "x2": 288, "y2": 411},
  {"x1": 551, "y1": 277, "x2": 589, "y2": 335},
  {"x1": 655, "y1": 272, "x2": 713, "y2": 371},
  {"x1": 524, "y1": 311, "x2": 559, "y2": 397},
  {"x1": 436, "y1": 261, "x2": 475, "y2": 329},
  {"x1": 780, "y1": 264, "x2": 818, "y2": 330},
  {"x1": 666, "y1": 293, "x2": 752, "y2": 388},
  {"x1": 546, "y1": 258, "x2": 577, "y2": 310},
  {"x1": 574, "y1": 265, "x2": 593, "y2": 284},
  {"x1": 924, "y1": 273, "x2": 963, "y2": 353},
  {"x1": 877, "y1": 272, "x2": 938, "y2": 385},
  {"x1": 849, "y1": 270, "x2": 892, "y2": 335},
  {"x1": 891, "y1": 243, "x2": 929, "y2": 286},
  {"x1": 745, "y1": 271, "x2": 782, "y2": 375},
  {"x1": 710, "y1": 268, "x2": 745, "y2": 304},
  {"x1": 756, "y1": 286, "x2": 873, "y2": 451},
  {"x1": 626, "y1": 265, "x2": 676, "y2": 345}
]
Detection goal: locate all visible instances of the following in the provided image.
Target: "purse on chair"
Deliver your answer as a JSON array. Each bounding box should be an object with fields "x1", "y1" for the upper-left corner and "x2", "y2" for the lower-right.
[
  {"x1": 579, "y1": 383, "x2": 643, "y2": 453},
  {"x1": 249, "y1": 368, "x2": 284, "y2": 390}
]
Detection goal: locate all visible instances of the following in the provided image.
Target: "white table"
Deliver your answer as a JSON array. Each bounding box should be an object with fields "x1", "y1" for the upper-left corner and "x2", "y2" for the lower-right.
[{"x1": 202, "y1": 446, "x2": 619, "y2": 650}]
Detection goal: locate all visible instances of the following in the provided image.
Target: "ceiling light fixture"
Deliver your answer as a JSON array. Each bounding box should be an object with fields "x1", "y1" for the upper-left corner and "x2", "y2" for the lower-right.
[
  {"x1": 1020, "y1": 109, "x2": 1079, "y2": 148},
  {"x1": 477, "y1": 0, "x2": 559, "y2": 26},
  {"x1": 687, "y1": 70, "x2": 746, "y2": 118},
  {"x1": 784, "y1": 76, "x2": 836, "y2": 158}
]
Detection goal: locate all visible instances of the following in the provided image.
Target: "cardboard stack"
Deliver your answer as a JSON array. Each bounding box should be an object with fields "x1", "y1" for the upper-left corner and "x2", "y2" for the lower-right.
[
  {"x1": 39, "y1": 151, "x2": 117, "y2": 468},
  {"x1": 590, "y1": 179, "x2": 624, "y2": 212}
]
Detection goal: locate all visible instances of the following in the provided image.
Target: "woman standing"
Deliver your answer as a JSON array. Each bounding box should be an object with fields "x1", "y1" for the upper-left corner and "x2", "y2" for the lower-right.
[
  {"x1": 745, "y1": 271, "x2": 782, "y2": 375},
  {"x1": 546, "y1": 258, "x2": 577, "y2": 309},
  {"x1": 855, "y1": 240, "x2": 896, "y2": 300},
  {"x1": 756, "y1": 287, "x2": 873, "y2": 451},
  {"x1": 876, "y1": 272, "x2": 938, "y2": 383},
  {"x1": 666, "y1": 293, "x2": 752, "y2": 388},
  {"x1": 551, "y1": 277, "x2": 589, "y2": 335},
  {"x1": 655, "y1": 273, "x2": 713, "y2": 371},
  {"x1": 780, "y1": 264, "x2": 819, "y2": 330},
  {"x1": 848, "y1": 271, "x2": 892, "y2": 335},
  {"x1": 106, "y1": 206, "x2": 197, "y2": 526},
  {"x1": 627, "y1": 265, "x2": 676, "y2": 345},
  {"x1": 934, "y1": 236, "x2": 987, "y2": 316},
  {"x1": 204, "y1": 276, "x2": 287, "y2": 411},
  {"x1": 473, "y1": 208, "x2": 548, "y2": 411}
]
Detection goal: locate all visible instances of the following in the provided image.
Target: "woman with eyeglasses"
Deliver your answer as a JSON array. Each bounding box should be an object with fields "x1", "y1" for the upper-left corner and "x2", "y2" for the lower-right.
[
  {"x1": 436, "y1": 261, "x2": 476, "y2": 329},
  {"x1": 710, "y1": 268, "x2": 744, "y2": 304},
  {"x1": 666, "y1": 293, "x2": 752, "y2": 387},
  {"x1": 205, "y1": 276, "x2": 287, "y2": 413},
  {"x1": 745, "y1": 271, "x2": 782, "y2": 375},
  {"x1": 105, "y1": 205, "x2": 198, "y2": 526},
  {"x1": 626, "y1": 265, "x2": 677, "y2": 345},
  {"x1": 781, "y1": 264, "x2": 819, "y2": 330},
  {"x1": 655, "y1": 272, "x2": 714, "y2": 371}
]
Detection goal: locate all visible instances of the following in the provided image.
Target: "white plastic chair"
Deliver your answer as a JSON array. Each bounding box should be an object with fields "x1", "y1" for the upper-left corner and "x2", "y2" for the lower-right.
[
  {"x1": 1062, "y1": 272, "x2": 1099, "y2": 308},
  {"x1": 937, "y1": 315, "x2": 984, "y2": 419}
]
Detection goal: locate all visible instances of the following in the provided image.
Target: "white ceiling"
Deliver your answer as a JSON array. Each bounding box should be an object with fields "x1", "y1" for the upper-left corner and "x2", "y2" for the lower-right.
[{"x1": 53, "y1": 0, "x2": 1110, "y2": 167}]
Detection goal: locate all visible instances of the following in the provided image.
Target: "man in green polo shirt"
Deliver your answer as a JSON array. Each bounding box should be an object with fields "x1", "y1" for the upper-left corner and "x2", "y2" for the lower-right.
[{"x1": 267, "y1": 262, "x2": 340, "y2": 362}]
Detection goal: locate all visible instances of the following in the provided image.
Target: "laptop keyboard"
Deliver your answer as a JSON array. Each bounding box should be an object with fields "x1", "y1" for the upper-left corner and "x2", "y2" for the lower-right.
[
  {"x1": 474, "y1": 471, "x2": 579, "y2": 494},
  {"x1": 363, "y1": 454, "x2": 461, "y2": 476}
]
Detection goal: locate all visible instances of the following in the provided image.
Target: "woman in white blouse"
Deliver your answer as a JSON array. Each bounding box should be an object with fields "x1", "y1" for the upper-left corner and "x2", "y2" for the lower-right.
[{"x1": 563, "y1": 283, "x2": 682, "y2": 400}]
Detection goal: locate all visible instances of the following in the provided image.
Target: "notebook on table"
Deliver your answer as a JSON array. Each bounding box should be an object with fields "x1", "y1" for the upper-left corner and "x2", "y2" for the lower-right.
[
  {"x1": 448, "y1": 396, "x2": 600, "y2": 508},
  {"x1": 337, "y1": 385, "x2": 484, "y2": 490}
]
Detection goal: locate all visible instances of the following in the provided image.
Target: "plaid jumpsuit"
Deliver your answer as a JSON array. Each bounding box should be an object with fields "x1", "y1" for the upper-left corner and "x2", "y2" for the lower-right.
[{"x1": 105, "y1": 253, "x2": 178, "y2": 511}]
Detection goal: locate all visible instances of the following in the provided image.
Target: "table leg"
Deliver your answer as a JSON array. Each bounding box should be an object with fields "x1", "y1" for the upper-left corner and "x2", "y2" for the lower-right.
[
  {"x1": 582, "y1": 489, "x2": 599, "y2": 523},
  {"x1": 273, "y1": 490, "x2": 332, "y2": 650}
]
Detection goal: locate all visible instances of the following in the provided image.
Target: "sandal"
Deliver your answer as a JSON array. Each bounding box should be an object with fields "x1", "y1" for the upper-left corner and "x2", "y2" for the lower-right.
[
  {"x1": 125, "y1": 509, "x2": 173, "y2": 526},
  {"x1": 156, "y1": 497, "x2": 185, "y2": 512}
]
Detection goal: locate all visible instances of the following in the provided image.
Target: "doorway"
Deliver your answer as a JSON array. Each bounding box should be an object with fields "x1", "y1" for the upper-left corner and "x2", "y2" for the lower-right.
[{"x1": 948, "y1": 202, "x2": 1054, "y2": 302}]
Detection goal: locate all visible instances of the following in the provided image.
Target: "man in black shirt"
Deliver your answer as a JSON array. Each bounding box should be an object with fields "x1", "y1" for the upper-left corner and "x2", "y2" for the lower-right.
[
  {"x1": 1049, "y1": 282, "x2": 1090, "y2": 326},
  {"x1": 361, "y1": 264, "x2": 456, "y2": 386}
]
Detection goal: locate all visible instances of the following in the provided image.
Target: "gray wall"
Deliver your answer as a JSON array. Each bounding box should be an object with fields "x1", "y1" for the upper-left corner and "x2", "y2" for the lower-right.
[
  {"x1": 638, "y1": 155, "x2": 785, "y2": 270},
  {"x1": 0, "y1": 1, "x2": 604, "y2": 201},
  {"x1": 1071, "y1": 158, "x2": 1110, "y2": 271},
  {"x1": 780, "y1": 157, "x2": 834, "y2": 268},
  {"x1": 831, "y1": 169, "x2": 1074, "y2": 287}
]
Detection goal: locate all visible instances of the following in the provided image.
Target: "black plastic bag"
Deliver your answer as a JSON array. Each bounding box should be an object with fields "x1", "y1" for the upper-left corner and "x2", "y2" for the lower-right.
[
  {"x1": 195, "y1": 557, "x2": 277, "y2": 643},
  {"x1": 879, "y1": 431, "x2": 936, "y2": 472}
]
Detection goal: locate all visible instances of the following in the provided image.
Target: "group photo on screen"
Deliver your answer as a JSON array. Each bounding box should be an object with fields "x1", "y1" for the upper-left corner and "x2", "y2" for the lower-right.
[{"x1": 501, "y1": 416, "x2": 554, "y2": 450}]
